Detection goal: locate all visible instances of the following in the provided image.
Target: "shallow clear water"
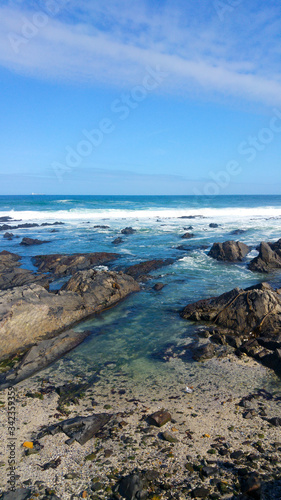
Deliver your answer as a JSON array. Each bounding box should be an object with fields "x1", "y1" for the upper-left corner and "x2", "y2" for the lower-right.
[{"x1": 1, "y1": 195, "x2": 281, "y2": 391}]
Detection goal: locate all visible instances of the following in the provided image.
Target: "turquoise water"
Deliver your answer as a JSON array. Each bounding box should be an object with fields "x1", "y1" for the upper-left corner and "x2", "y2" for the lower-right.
[{"x1": 1, "y1": 195, "x2": 281, "y2": 389}]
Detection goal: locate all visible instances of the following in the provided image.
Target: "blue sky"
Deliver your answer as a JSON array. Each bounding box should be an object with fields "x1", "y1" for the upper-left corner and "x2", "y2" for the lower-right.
[{"x1": 0, "y1": 0, "x2": 281, "y2": 194}]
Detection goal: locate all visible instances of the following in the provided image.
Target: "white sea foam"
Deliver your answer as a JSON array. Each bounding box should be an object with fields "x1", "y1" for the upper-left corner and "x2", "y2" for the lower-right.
[{"x1": 1, "y1": 206, "x2": 281, "y2": 223}]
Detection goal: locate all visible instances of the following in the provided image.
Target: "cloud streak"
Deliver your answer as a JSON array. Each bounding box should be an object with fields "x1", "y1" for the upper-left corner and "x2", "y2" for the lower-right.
[{"x1": 1, "y1": 0, "x2": 281, "y2": 106}]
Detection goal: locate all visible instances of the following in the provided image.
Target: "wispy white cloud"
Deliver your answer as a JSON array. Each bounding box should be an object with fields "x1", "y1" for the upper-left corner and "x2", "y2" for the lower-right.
[{"x1": 1, "y1": 0, "x2": 281, "y2": 106}]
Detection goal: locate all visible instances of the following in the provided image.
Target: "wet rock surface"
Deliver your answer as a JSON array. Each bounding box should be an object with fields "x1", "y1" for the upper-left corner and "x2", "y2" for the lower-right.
[
  {"x1": 32, "y1": 252, "x2": 120, "y2": 277},
  {"x1": 208, "y1": 240, "x2": 250, "y2": 261},
  {"x1": 181, "y1": 282, "x2": 281, "y2": 375},
  {"x1": 20, "y1": 237, "x2": 50, "y2": 246},
  {"x1": 249, "y1": 240, "x2": 281, "y2": 273},
  {"x1": 125, "y1": 259, "x2": 174, "y2": 280}
]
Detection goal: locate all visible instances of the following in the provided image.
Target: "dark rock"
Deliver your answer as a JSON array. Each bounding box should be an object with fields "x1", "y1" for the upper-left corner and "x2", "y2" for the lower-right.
[
  {"x1": 38, "y1": 413, "x2": 112, "y2": 445},
  {"x1": 112, "y1": 237, "x2": 123, "y2": 245},
  {"x1": 231, "y1": 450, "x2": 244, "y2": 459},
  {"x1": 181, "y1": 283, "x2": 281, "y2": 337},
  {"x1": 178, "y1": 215, "x2": 205, "y2": 219},
  {"x1": 240, "y1": 473, "x2": 261, "y2": 497},
  {"x1": 161, "y1": 431, "x2": 178, "y2": 443},
  {"x1": 153, "y1": 283, "x2": 165, "y2": 291},
  {"x1": 20, "y1": 237, "x2": 50, "y2": 246},
  {"x1": 94, "y1": 225, "x2": 109, "y2": 229},
  {"x1": 121, "y1": 227, "x2": 136, "y2": 235},
  {"x1": 3, "y1": 232, "x2": 13, "y2": 239},
  {"x1": 181, "y1": 283, "x2": 281, "y2": 375},
  {"x1": 267, "y1": 417, "x2": 281, "y2": 426},
  {"x1": 0, "y1": 216, "x2": 13, "y2": 222},
  {"x1": 125, "y1": 259, "x2": 174, "y2": 279},
  {"x1": 0, "y1": 489, "x2": 32, "y2": 500},
  {"x1": 208, "y1": 240, "x2": 250, "y2": 261},
  {"x1": 147, "y1": 409, "x2": 172, "y2": 427},
  {"x1": 183, "y1": 225, "x2": 193, "y2": 230},
  {"x1": 192, "y1": 342, "x2": 216, "y2": 361},
  {"x1": 40, "y1": 457, "x2": 61, "y2": 470},
  {"x1": 181, "y1": 232, "x2": 194, "y2": 239},
  {"x1": 191, "y1": 487, "x2": 210, "y2": 498},
  {"x1": 117, "y1": 473, "x2": 144, "y2": 500},
  {"x1": 32, "y1": 252, "x2": 120, "y2": 277},
  {"x1": 202, "y1": 466, "x2": 218, "y2": 477},
  {"x1": 249, "y1": 241, "x2": 281, "y2": 273},
  {"x1": 209, "y1": 223, "x2": 219, "y2": 228},
  {"x1": 230, "y1": 229, "x2": 246, "y2": 235}
]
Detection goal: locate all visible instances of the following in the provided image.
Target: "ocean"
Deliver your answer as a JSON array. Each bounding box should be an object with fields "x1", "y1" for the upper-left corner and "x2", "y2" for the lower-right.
[{"x1": 1, "y1": 194, "x2": 281, "y2": 393}]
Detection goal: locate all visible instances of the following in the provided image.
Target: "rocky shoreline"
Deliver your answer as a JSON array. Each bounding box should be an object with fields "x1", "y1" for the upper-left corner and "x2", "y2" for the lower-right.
[{"x1": 1, "y1": 230, "x2": 281, "y2": 499}]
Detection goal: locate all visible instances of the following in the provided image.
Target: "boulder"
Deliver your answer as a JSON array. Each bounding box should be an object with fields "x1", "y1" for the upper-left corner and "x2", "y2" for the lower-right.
[
  {"x1": 153, "y1": 283, "x2": 165, "y2": 291},
  {"x1": 147, "y1": 409, "x2": 171, "y2": 427},
  {"x1": 208, "y1": 240, "x2": 250, "y2": 261},
  {"x1": 125, "y1": 259, "x2": 174, "y2": 279},
  {"x1": 112, "y1": 237, "x2": 123, "y2": 245},
  {"x1": 0, "y1": 269, "x2": 140, "y2": 360},
  {"x1": 181, "y1": 283, "x2": 281, "y2": 375},
  {"x1": 32, "y1": 252, "x2": 119, "y2": 277},
  {"x1": 249, "y1": 241, "x2": 281, "y2": 273},
  {"x1": 181, "y1": 282, "x2": 281, "y2": 337},
  {"x1": 3, "y1": 232, "x2": 13, "y2": 239},
  {"x1": 20, "y1": 237, "x2": 50, "y2": 246},
  {"x1": 121, "y1": 227, "x2": 136, "y2": 235},
  {"x1": 181, "y1": 232, "x2": 194, "y2": 239},
  {"x1": 209, "y1": 223, "x2": 219, "y2": 228}
]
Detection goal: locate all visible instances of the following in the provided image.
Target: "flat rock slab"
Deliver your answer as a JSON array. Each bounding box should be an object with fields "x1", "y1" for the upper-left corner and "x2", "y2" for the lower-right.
[
  {"x1": 33, "y1": 252, "x2": 120, "y2": 277},
  {"x1": 0, "y1": 250, "x2": 49, "y2": 291},
  {"x1": 38, "y1": 413, "x2": 113, "y2": 445},
  {"x1": 147, "y1": 409, "x2": 171, "y2": 427},
  {"x1": 0, "y1": 329, "x2": 91, "y2": 390},
  {"x1": 0, "y1": 269, "x2": 140, "y2": 360},
  {"x1": 20, "y1": 237, "x2": 50, "y2": 246}
]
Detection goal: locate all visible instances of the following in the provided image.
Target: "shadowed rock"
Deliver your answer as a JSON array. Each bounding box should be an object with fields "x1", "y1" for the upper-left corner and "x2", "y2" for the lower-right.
[
  {"x1": 249, "y1": 241, "x2": 281, "y2": 273},
  {"x1": 208, "y1": 240, "x2": 250, "y2": 261},
  {"x1": 121, "y1": 227, "x2": 136, "y2": 235}
]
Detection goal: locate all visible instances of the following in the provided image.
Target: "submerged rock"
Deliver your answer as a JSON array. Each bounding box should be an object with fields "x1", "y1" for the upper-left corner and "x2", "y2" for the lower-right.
[
  {"x1": 20, "y1": 237, "x2": 50, "y2": 246},
  {"x1": 112, "y1": 237, "x2": 123, "y2": 245},
  {"x1": 3, "y1": 232, "x2": 13, "y2": 239},
  {"x1": 32, "y1": 252, "x2": 120, "y2": 277},
  {"x1": 208, "y1": 240, "x2": 250, "y2": 261},
  {"x1": 0, "y1": 269, "x2": 140, "y2": 360},
  {"x1": 249, "y1": 240, "x2": 281, "y2": 273}
]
